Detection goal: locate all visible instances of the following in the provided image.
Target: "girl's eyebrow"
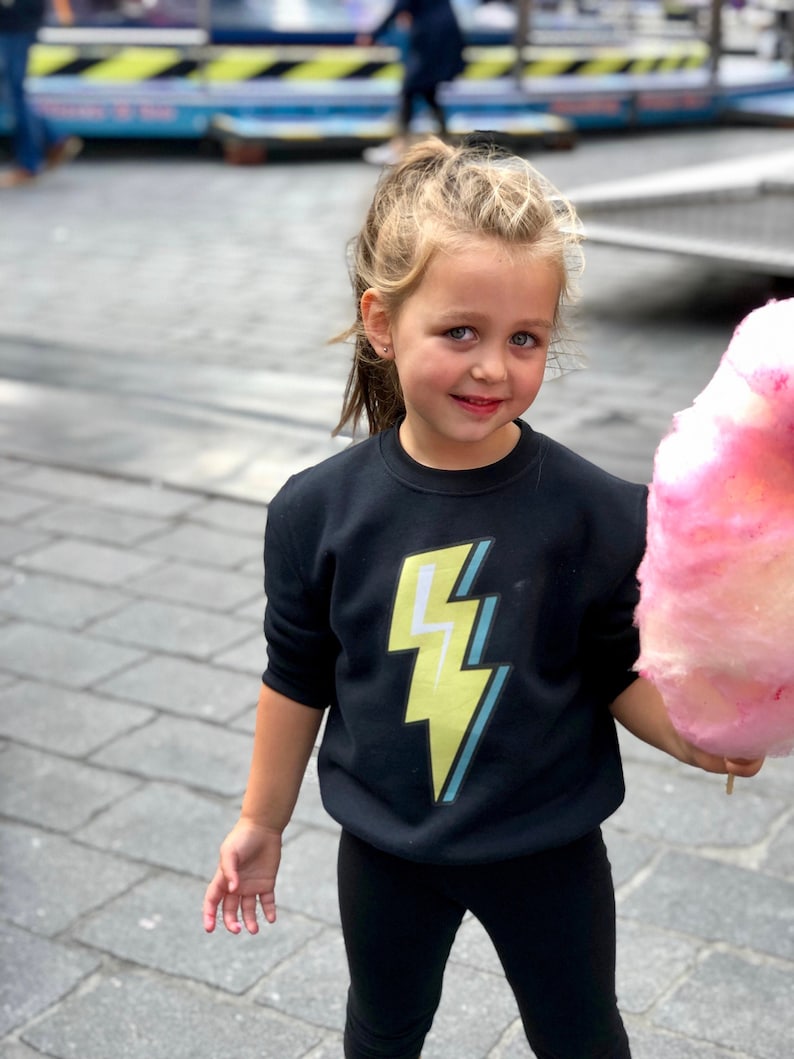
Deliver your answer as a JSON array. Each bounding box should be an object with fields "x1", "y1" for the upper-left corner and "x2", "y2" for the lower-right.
[
  {"x1": 515, "y1": 319, "x2": 554, "y2": 330},
  {"x1": 438, "y1": 310, "x2": 554, "y2": 329}
]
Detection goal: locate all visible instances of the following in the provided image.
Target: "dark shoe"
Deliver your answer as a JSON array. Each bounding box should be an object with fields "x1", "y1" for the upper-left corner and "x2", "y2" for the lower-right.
[
  {"x1": 46, "y1": 136, "x2": 84, "y2": 170},
  {"x1": 0, "y1": 167, "x2": 37, "y2": 188}
]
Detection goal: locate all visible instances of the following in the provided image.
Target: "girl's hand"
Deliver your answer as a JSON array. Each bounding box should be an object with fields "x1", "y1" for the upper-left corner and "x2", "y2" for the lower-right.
[
  {"x1": 611, "y1": 679, "x2": 764, "y2": 782},
  {"x1": 53, "y1": 0, "x2": 75, "y2": 25},
  {"x1": 202, "y1": 820, "x2": 283, "y2": 934},
  {"x1": 677, "y1": 739, "x2": 765, "y2": 781}
]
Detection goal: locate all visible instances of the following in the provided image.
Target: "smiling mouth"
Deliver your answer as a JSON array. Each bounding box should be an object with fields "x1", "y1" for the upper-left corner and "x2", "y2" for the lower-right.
[{"x1": 453, "y1": 395, "x2": 504, "y2": 408}]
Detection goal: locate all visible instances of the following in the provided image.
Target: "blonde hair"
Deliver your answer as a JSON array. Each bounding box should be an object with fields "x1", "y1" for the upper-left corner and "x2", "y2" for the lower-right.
[{"x1": 334, "y1": 136, "x2": 583, "y2": 438}]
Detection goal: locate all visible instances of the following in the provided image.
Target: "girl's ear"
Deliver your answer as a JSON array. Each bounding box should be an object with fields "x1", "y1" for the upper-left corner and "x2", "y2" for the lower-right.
[{"x1": 361, "y1": 289, "x2": 394, "y2": 359}]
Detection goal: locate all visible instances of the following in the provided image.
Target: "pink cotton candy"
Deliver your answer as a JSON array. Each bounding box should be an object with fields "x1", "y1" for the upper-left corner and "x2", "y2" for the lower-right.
[{"x1": 635, "y1": 298, "x2": 794, "y2": 760}]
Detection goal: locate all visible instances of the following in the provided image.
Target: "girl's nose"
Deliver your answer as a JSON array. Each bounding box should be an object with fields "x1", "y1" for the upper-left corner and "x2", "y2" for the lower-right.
[{"x1": 471, "y1": 346, "x2": 508, "y2": 382}]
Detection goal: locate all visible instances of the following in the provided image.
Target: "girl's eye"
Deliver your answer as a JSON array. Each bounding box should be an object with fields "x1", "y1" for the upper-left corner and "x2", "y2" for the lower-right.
[
  {"x1": 511, "y1": 332, "x2": 537, "y2": 348},
  {"x1": 447, "y1": 326, "x2": 473, "y2": 341}
]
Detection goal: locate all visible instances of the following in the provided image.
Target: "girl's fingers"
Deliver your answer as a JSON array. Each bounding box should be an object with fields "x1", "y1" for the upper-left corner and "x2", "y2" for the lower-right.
[
  {"x1": 221, "y1": 893, "x2": 242, "y2": 934},
  {"x1": 202, "y1": 868, "x2": 229, "y2": 933},
  {"x1": 241, "y1": 894, "x2": 260, "y2": 935},
  {"x1": 260, "y1": 891, "x2": 277, "y2": 925},
  {"x1": 726, "y1": 757, "x2": 764, "y2": 778}
]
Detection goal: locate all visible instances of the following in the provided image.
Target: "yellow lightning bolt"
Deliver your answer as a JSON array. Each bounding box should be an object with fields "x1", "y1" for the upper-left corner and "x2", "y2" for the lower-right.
[{"x1": 389, "y1": 542, "x2": 508, "y2": 803}]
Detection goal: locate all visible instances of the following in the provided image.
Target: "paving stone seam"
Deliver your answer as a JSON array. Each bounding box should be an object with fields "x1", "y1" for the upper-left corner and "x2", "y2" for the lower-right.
[{"x1": 0, "y1": 453, "x2": 270, "y2": 509}]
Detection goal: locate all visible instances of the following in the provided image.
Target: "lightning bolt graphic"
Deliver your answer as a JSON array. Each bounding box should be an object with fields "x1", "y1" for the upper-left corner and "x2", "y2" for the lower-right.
[{"x1": 389, "y1": 539, "x2": 511, "y2": 804}]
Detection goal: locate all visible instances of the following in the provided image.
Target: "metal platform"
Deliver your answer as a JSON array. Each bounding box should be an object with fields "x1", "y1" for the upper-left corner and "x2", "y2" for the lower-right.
[
  {"x1": 724, "y1": 88, "x2": 794, "y2": 125},
  {"x1": 207, "y1": 107, "x2": 576, "y2": 162},
  {"x1": 570, "y1": 148, "x2": 794, "y2": 276}
]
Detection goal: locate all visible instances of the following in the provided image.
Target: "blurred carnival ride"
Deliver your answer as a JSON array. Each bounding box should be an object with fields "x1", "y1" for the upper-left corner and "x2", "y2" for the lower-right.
[{"x1": 1, "y1": 1, "x2": 792, "y2": 152}]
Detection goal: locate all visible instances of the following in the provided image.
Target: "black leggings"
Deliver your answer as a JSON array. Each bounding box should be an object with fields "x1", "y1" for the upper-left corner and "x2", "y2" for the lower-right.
[{"x1": 338, "y1": 829, "x2": 630, "y2": 1059}]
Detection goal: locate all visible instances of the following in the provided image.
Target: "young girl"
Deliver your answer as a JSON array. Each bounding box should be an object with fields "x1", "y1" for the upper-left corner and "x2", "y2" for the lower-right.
[{"x1": 203, "y1": 138, "x2": 761, "y2": 1059}]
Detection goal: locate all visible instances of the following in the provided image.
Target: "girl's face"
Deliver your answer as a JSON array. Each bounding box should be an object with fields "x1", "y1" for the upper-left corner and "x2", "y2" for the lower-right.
[{"x1": 362, "y1": 238, "x2": 560, "y2": 470}]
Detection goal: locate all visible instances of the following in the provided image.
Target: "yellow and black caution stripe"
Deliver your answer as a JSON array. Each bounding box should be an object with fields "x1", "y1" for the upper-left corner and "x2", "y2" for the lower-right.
[
  {"x1": 29, "y1": 42, "x2": 709, "y2": 84},
  {"x1": 196, "y1": 47, "x2": 404, "y2": 83},
  {"x1": 461, "y1": 43, "x2": 708, "y2": 79},
  {"x1": 29, "y1": 45, "x2": 199, "y2": 80}
]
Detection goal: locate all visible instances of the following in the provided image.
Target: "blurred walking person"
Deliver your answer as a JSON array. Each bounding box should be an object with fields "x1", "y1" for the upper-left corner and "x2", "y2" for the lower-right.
[
  {"x1": 0, "y1": 0, "x2": 82, "y2": 188},
  {"x1": 358, "y1": 0, "x2": 465, "y2": 165}
]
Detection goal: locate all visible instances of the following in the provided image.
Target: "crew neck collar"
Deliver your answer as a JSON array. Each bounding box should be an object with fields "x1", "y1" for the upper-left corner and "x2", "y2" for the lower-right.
[{"x1": 379, "y1": 419, "x2": 541, "y2": 495}]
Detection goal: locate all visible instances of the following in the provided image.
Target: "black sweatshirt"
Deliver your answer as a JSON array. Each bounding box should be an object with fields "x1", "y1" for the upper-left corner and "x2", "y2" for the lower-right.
[{"x1": 263, "y1": 421, "x2": 647, "y2": 865}]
